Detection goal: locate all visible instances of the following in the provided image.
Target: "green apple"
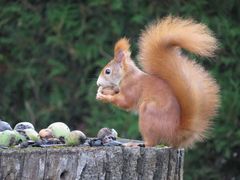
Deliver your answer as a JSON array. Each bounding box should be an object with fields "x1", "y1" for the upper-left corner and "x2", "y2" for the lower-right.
[
  {"x1": 65, "y1": 130, "x2": 86, "y2": 146},
  {"x1": 48, "y1": 122, "x2": 70, "y2": 139},
  {"x1": 0, "y1": 130, "x2": 16, "y2": 146}
]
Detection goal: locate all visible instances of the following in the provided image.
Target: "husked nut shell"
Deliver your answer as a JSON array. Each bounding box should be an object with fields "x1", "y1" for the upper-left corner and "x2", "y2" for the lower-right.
[
  {"x1": 39, "y1": 129, "x2": 53, "y2": 139},
  {"x1": 97, "y1": 127, "x2": 118, "y2": 140},
  {"x1": 97, "y1": 128, "x2": 112, "y2": 139},
  {"x1": 102, "y1": 88, "x2": 116, "y2": 95},
  {"x1": 101, "y1": 86, "x2": 120, "y2": 95}
]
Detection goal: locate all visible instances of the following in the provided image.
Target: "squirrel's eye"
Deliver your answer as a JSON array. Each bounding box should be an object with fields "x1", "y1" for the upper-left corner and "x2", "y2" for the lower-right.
[{"x1": 105, "y1": 68, "x2": 111, "y2": 75}]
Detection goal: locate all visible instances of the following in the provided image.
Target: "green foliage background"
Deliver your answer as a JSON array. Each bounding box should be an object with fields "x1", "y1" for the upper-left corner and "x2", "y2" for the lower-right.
[{"x1": 0, "y1": 0, "x2": 239, "y2": 179}]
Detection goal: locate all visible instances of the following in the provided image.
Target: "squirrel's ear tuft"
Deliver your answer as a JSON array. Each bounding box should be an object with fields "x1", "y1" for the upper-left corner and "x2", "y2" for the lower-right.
[{"x1": 114, "y1": 38, "x2": 130, "y2": 56}]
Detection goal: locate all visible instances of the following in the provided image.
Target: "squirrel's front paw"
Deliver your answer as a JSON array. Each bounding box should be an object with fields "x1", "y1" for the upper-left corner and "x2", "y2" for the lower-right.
[
  {"x1": 96, "y1": 92, "x2": 112, "y2": 103},
  {"x1": 96, "y1": 92, "x2": 104, "y2": 100}
]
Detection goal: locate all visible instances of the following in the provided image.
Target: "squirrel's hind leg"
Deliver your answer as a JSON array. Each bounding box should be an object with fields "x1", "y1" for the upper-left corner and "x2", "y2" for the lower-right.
[{"x1": 138, "y1": 101, "x2": 179, "y2": 147}]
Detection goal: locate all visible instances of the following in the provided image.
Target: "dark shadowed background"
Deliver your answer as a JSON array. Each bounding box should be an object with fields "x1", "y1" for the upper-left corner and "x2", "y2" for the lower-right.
[{"x1": 0, "y1": 0, "x2": 239, "y2": 179}]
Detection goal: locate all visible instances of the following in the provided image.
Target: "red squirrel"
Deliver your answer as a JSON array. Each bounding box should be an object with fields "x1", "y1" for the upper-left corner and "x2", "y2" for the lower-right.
[{"x1": 96, "y1": 16, "x2": 220, "y2": 148}]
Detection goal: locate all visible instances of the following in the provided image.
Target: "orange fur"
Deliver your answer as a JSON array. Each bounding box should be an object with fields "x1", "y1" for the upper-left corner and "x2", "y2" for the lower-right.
[
  {"x1": 138, "y1": 16, "x2": 220, "y2": 147},
  {"x1": 96, "y1": 16, "x2": 220, "y2": 148},
  {"x1": 114, "y1": 38, "x2": 130, "y2": 55}
]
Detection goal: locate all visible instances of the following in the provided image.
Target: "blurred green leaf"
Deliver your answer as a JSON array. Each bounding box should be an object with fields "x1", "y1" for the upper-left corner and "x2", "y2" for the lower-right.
[{"x1": 48, "y1": 59, "x2": 67, "y2": 77}]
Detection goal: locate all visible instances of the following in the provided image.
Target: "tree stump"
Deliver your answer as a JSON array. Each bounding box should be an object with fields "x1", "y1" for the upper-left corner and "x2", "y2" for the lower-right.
[{"x1": 0, "y1": 146, "x2": 184, "y2": 180}]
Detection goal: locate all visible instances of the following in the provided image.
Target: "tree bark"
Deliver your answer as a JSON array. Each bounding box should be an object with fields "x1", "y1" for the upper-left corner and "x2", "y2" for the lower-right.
[{"x1": 0, "y1": 146, "x2": 184, "y2": 180}]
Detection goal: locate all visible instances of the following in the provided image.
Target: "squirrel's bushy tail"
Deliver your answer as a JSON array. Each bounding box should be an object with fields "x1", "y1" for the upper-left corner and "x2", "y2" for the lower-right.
[{"x1": 138, "y1": 16, "x2": 220, "y2": 147}]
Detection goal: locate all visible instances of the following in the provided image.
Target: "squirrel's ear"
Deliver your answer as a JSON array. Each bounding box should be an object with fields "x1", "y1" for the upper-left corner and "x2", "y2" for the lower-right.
[
  {"x1": 115, "y1": 50, "x2": 125, "y2": 64},
  {"x1": 114, "y1": 38, "x2": 130, "y2": 55},
  {"x1": 114, "y1": 38, "x2": 130, "y2": 63}
]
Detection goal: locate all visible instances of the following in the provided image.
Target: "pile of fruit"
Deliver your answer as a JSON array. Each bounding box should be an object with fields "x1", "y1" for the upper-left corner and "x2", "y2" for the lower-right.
[{"x1": 0, "y1": 119, "x2": 121, "y2": 149}]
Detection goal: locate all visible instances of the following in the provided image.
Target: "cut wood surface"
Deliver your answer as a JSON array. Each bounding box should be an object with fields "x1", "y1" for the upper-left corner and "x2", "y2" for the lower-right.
[{"x1": 0, "y1": 146, "x2": 184, "y2": 180}]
